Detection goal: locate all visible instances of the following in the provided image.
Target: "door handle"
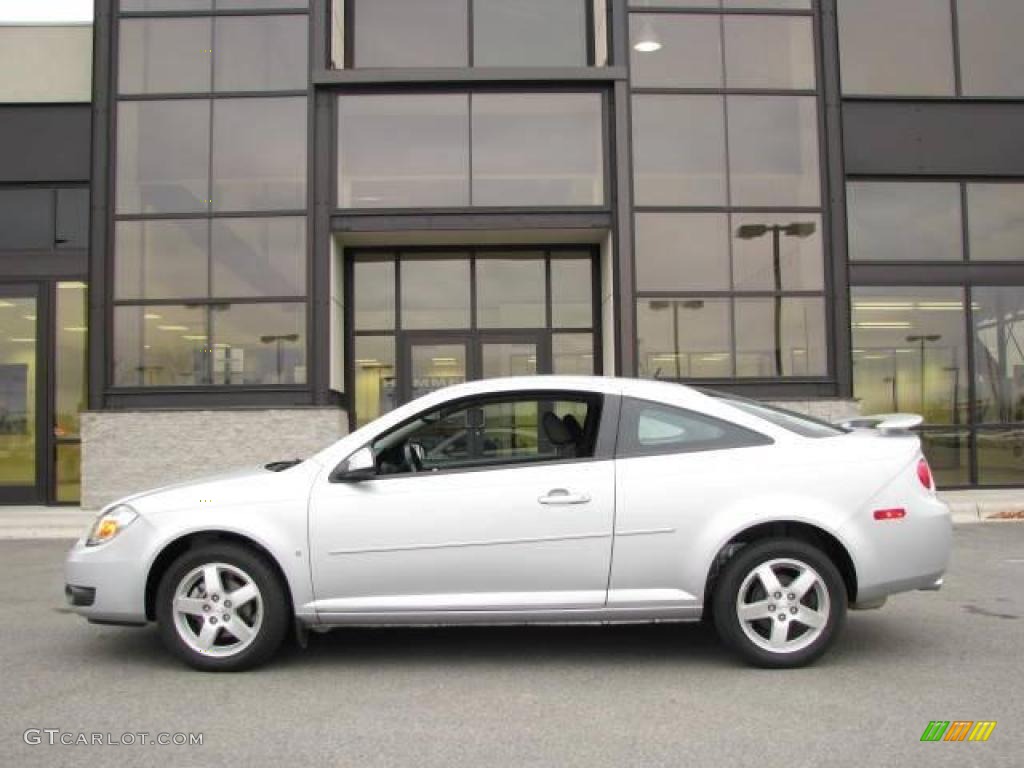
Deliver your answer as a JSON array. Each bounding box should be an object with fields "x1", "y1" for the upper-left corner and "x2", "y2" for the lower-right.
[{"x1": 538, "y1": 489, "x2": 591, "y2": 505}]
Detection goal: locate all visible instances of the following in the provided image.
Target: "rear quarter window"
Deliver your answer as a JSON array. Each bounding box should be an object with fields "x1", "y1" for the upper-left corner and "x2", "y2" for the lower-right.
[{"x1": 618, "y1": 398, "x2": 773, "y2": 458}]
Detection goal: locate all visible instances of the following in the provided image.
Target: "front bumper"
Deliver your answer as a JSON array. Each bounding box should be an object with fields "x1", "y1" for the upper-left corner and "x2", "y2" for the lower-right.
[{"x1": 63, "y1": 521, "x2": 153, "y2": 625}]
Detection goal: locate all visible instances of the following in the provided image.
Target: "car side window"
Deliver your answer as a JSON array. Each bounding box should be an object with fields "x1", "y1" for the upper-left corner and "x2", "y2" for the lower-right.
[
  {"x1": 617, "y1": 398, "x2": 772, "y2": 458},
  {"x1": 372, "y1": 393, "x2": 601, "y2": 475}
]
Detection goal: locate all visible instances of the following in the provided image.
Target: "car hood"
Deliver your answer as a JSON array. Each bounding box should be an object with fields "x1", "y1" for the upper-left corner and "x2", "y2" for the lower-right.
[{"x1": 109, "y1": 459, "x2": 323, "y2": 514}]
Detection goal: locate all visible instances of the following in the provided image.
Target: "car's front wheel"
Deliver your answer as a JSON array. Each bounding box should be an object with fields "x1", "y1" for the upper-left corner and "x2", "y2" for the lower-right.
[
  {"x1": 155, "y1": 543, "x2": 289, "y2": 672},
  {"x1": 712, "y1": 538, "x2": 847, "y2": 668}
]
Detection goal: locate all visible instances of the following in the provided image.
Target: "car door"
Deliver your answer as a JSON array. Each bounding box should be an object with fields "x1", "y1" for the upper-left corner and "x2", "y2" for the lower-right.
[{"x1": 308, "y1": 391, "x2": 617, "y2": 618}]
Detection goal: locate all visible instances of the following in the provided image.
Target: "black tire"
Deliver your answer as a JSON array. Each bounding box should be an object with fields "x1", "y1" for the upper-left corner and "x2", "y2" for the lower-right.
[
  {"x1": 155, "y1": 542, "x2": 290, "y2": 672},
  {"x1": 711, "y1": 538, "x2": 847, "y2": 669}
]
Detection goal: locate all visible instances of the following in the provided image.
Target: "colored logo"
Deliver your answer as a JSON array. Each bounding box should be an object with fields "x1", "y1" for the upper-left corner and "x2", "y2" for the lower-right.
[{"x1": 920, "y1": 721, "x2": 997, "y2": 742}]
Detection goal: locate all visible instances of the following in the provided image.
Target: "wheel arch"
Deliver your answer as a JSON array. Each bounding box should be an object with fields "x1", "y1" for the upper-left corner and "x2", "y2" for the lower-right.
[
  {"x1": 703, "y1": 521, "x2": 858, "y2": 609},
  {"x1": 145, "y1": 530, "x2": 295, "y2": 622}
]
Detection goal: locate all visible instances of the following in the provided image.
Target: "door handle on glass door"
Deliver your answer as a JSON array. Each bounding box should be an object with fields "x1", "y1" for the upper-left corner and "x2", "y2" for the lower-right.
[{"x1": 538, "y1": 489, "x2": 591, "y2": 505}]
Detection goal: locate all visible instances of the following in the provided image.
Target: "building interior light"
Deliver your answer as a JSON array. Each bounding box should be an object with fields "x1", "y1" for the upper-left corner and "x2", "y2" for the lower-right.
[
  {"x1": 182, "y1": 335, "x2": 208, "y2": 341},
  {"x1": 633, "y1": 39, "x2": 662, "y2": 53},
  {"x1": 144, "y1": 313, "x2": 163, "y2": 320},
  {"x1": 633, "y1": 17, "x2": 662, "y2": 53},
  {"x1": 8, "y1": 337, "x2": 35, "y2": 343},
  {"x1": 853, "y1": 321, "x2": 912, "y2": 329},
  {"x1": 62, "y1": 326, "x2": 88, "y2": 333},
  {"x1": 431, "y1": 357, "x2": 458, "y2": 365},
  {"x1": 0, "y1": 301, "x2": 14, "y2": 308},
  {"x1": 157, "y1": 325, "x2": 189, "y2": 332}
]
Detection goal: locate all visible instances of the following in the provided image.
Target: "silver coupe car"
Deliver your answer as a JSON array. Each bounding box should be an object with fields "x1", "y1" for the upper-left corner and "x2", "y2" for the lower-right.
[{"x1": 65, "y1": 376, "x2": 952, "y2": 671}]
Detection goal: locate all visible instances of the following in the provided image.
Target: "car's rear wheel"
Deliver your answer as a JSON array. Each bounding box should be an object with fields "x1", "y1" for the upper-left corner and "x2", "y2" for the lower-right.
[
  {"x1": 155, "y1": 543, "x2": 289, "y2": 672},
  {"x1": 712, "y1": 538, "x2": 846, "y2": 668}
]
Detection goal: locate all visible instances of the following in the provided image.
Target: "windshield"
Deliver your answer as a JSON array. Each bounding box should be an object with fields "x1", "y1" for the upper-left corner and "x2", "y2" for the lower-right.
[{"x1": 703, "y1": 391, "x2": 848, "y2": 439}]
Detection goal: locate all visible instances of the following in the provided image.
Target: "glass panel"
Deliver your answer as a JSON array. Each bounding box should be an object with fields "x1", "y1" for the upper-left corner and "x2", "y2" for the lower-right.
[
  {"x1": 837, "y1": 0, "x2": 955, "y2": 96},
  {"x1": 214, "y1": 15, "x2": 308, "y2": 92},
  {"x1": 968, "y1": 184, "x2": 1024, "y2": 262},
  {"x1": 977, "y1": 428, "x2": 1024, "y2": 485},
  {"x1": 114, "y1": 219, "x2": 209, "y2": 300},
  {"x1": 551, "y1": 258, "x2": 593, "y2": 328},
  {"x1": 476, "y1": 257, "x2": 546, "y2": 329},
  {"x1": 632, "y1": 95, "x2": 726, "y2": 207},
  {"x1": 0, "y1": 189, "x2": 52, "y2": 250},
  {"x1": 631, "y1": 1, "x2": 718, "y2": 6},
  {"x1": 121, "y1": 0, "x2": 211, "y2": 11},
  {"x1": 727, "y1": 95, "x2": 820, "y2": 207},
  {"x1": 116, "y1": 100, "x2": 211, "y2": 214},
  {"x1": 400, "y1": 258, "x2": 471, "y2": 329},
  {"x1": 957, "y1": 0, "x2": 1024, "y2": 97},
  {"x1": 637, "y1": 298, "x2": 732, "y2": 379},
  {"x1": 352, "y1": 0, "x2": 467, "y2": 68},
  {"x1": 215, "y1": 0, "x2": 308, "y2": 8},
  {"x1": 847, "y1": 182, "x2": 962, "y2": 262},
  {"x1": 921, "y1": 429, "x2": 971, "y2": 487},
  {"x1": 553, "y1": 333, "x2": 595, "y2": 375},
  {"x1": 410, "y1": 343, "x2": 467, "y2": 399},
  {"x1": 723, "y1": 16, "x2": 815, "y2": 90},
  {"x1": 337, "y1": 94, "x2": 470, "y2": 208},
  {"x1": 735, "y1": 297, "x2": 827, "y2": 377},
  {"x1": 972, "y1": 287, "x2": 1024, "y2": 424},
  {"x1": 0, "y1": 296, "x2": 36, "y2": 486},
  {"x1": 629, "y1": 14, "x2": 722, "y2": 88},
  {"x1": 211, "y1": 217, "x2": 306, "y2": 297},
  {"x1": 212, "y1": 97, "x2": 307, "y2": 212},
  {"x1": 731, "y1": 214, "x2": 824, "y2": 291},
  {"x1": 210, "y1": 303, "x2": 306, "y2": 385},
  {"x1": 55, "y1": 443, "x2": 81, "y2": 503},
  {"x1": 353, "y1": 260, "x2": 396, "y2": 331},
  {"x1": 55, "y1": 283, "x2": 87, "y2": 440},
  {"x1": 481, "y1": 343, "x2": 539, "y2": 377},
  {"x1": 113, "y1": 305, "x2": 209, "y2": 387},
  {"x1": 118, "y1": 18, "x2": 212, "y2": 95},
  {"x1": 354, "y1": 336, "x2": 397, "y2": 428},
  {"x1": 56, "y1": 189, "x2": 89, "y2": 250},
  {"x1": 850, "y1": 287, "x2": 967, "y2": 424},
  {"x1": 724, "y1": 0, "x2": 811, "y2": 7},
  {"x1": 473, "y1": 0, "x2": 587, "y2": 67},
  {"x1": 471, "y1": 93, "x2": 604, "y2": 206},
  {"x1": 634, "y1": 213, "x2": 730, "y2": 292}
]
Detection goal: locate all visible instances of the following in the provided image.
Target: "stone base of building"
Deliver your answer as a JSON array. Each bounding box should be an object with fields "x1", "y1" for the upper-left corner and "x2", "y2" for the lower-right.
[{"x1": 81, "y1": 407, "x2": 348, "y2": 510}]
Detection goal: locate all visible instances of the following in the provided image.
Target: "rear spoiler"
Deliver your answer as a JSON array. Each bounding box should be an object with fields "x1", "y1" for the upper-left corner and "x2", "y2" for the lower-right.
[{"x1": 835, "y1": 413, "x2": 923, "y2": 435}]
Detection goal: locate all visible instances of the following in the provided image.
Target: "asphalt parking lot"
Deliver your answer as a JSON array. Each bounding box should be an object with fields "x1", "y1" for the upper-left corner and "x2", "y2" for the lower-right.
[{"x1": 2, "y1": 526, "x2": 1022, "y2": 768}]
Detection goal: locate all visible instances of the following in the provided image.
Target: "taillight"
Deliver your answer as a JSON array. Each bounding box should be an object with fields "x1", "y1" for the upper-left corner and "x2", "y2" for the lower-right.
[{"x1": 917, "y1": 458, "x2": 934, "y2": 490}]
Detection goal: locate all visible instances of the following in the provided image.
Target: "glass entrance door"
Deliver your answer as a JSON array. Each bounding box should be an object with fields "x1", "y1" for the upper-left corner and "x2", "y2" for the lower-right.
[
  {"x1": 405, "y1": 336, "x2": 471, "y2": 402},
  {"x1": 0, "y1": 286, "x2": 41, "y2": 503}
]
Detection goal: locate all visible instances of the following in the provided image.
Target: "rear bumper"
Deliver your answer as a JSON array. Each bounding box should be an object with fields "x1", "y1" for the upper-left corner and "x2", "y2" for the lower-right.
[{"x1": 840, "y1": 495, "x2": 952, "y2": 604}]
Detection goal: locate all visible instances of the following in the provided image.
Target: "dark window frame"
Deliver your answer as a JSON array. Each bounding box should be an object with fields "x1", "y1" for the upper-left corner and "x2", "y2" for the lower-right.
[
  {"x1": 342, "y1": 0, "x2": 600, "y2": 70},
  {"x1": 347, "y1": 245, "x2": 603, "y2": 429},
  {"x1": 333, "y1": 87, "x2": 610, "y2": 211},
  {"x1": 627, "y1": 1, "x2": 834, "y2": 387}
]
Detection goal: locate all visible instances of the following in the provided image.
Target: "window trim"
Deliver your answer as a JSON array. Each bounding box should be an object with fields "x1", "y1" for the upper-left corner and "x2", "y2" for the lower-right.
[{"x1": 616, "y1": 396, "x2": 774, "y2": 459}]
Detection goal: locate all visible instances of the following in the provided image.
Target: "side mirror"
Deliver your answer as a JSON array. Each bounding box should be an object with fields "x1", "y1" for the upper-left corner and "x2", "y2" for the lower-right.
[{"x1": 330, "y1": 447, "x2": 376, "y2": 483}]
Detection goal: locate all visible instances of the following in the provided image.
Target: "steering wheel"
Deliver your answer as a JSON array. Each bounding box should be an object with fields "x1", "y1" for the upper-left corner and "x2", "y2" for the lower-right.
[{"x1": 403, "y1": 442, "x2": 424, "y2": 473}]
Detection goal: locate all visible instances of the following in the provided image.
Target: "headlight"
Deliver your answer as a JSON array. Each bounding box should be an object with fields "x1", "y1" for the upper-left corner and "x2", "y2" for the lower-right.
[{"x1": 86, "y1": 505, "x2": 139, "y2": 547}]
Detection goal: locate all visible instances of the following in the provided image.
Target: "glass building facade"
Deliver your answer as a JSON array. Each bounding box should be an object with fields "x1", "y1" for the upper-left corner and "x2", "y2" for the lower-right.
[{"x1": 3, "y1": 0, "x2": 1024, "y2": 505}]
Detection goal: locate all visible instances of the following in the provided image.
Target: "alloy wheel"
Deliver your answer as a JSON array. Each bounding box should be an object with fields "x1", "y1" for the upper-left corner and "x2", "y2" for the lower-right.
[
  {"x1": 172, "y1": 562, "x2": 263, "y2": 658},
  {"x1": 735, "y1": 558, "x2": 830, "y2": 655}
]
